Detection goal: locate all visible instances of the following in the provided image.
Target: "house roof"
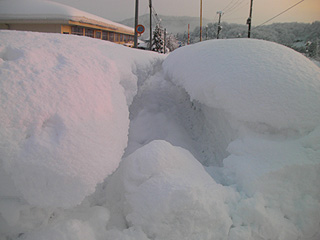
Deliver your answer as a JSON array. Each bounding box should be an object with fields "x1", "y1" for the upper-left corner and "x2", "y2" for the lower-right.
[{"x1": 0, "y1": 0, "x2": 134, "y2": 34}]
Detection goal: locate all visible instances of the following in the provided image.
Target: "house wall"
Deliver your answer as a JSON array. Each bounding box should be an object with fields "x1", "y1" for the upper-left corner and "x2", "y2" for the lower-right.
[
  {"x1": 0, "y1": 23, "x2": 9, "y2": 29},
  {"x1": 0, "y1": 22, "x2": 134, "y2": 46},
  {"x1": 61, "y1": 25, "x2": 71, "y2": 34}
]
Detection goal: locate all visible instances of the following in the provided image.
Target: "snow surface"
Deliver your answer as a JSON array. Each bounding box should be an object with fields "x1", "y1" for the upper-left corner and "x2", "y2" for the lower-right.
[
  {"x1": 163, "y1": 39, "x2": 320, "y2": 134},
  {"x1": 0, "y1": 30, "x2": 320, "y2": 240},
  {"x1": 0, "y1": 30, "x2": 163, "y2": 209}
]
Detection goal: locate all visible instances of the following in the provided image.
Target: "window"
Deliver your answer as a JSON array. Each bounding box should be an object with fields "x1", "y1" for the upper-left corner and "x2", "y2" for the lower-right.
[
  {"x1": 85, "y1": 28, "x2": 94, "y2": 38},
  {"x1": 71, "y1": 26, "x2": 84, "y2": 36},
  {"x1": 115, "y1": 33, "x2": 119, "y2": 42},
  {"x1": 102, "y1": 31, "x2": 108, "y2": 40},
  {"x1": 120, "y1": 34, "x2": 123, "y2": 42},
  {"x1": 109, "y1": 32, "x2": 114, "y2": 42},
  {"x1": 95, "y1": 31, "x2": 101, "y2": 39}
]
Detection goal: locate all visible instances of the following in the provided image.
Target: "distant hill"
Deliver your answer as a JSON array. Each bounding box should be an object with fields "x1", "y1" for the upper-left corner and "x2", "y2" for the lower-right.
[
  {"x1": 119, "y1": 14, "x2": 211, "y2": 39},
  {"x1": 185, "y1": 21, "x2": 320, "y2": 59}
]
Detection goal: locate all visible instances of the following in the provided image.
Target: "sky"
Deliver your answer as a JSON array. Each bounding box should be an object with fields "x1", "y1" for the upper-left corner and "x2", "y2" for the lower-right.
[{"x1": 50, "y1": 0, "x2": 320, "y2": 26}]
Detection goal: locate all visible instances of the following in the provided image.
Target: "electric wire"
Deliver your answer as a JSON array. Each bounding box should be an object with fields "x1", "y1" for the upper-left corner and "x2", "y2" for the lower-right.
[
  {"x1": 222, "y1": 0, "x2": 236, "y2": 12},
  {"x1": 253, "y1": 0, "x2": 305, "y2": 29},
  {"x1": 224, "y1": 0, "x2": 245, "y2": 15},
  {"x1": 224, "y1": 1, "x2": 248, "y2": 16}
]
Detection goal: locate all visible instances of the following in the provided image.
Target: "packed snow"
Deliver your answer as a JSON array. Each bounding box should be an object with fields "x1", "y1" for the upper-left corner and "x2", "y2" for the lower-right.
[{"x1": 0, "y1": 30, "x2": 320, "y2": 240}]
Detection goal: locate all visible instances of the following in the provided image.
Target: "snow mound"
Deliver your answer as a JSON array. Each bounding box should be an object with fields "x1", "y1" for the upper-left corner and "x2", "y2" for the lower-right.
[
  {"x1": 222, "y1": 128, "x2": 320, "y2": 239},
  {"x1": 105, "y1": 140, "x2": 232, "y2": 240},
  {"x1": 162, "y1": 39, "x2": 320, "y2": 239},
  {"x1": 163, "y1": 39, "x2": 320, "y2": 134},
  {"x1": 0, "y1": 31, "x2": 132, "y2": 208}
]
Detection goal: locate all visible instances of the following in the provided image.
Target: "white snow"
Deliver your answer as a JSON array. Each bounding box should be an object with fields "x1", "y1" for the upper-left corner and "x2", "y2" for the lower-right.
[
  {"x1": 163, "y1": 39, "x2": 320, "y2": 134},
  {"x1": 105, "y1": 140, "x2": 232, "y2": 240},
  {"x1": 0, "y1": 30, "x2": 162, "y2": 210},
  {"x1": 0, "y1": 29, "x2": 320, "y2": 240}
]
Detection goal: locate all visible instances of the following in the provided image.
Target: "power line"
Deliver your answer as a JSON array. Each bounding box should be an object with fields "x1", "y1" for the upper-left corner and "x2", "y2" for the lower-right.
[
  {"x1": 223, "y1": 17, "x2": 247, "y2": 21},
  {"x1": 253, "y1": 0, "x2": 305, "y2": 29},
  {"x1": 224, "y1": 0, "x2": 246, "y2": 15},
  {"x1": 152, "y1": 7, "x2": 161, "y2": 26},
  {"x1": 212, "y1": 13, "x2": 218, "y2": 23},
  {"x1": 224, "y1": 2, "x2": 248, "y2": 16},
  {"x1": 222, "y1": 0, "x2": 238, "y2": 12}
]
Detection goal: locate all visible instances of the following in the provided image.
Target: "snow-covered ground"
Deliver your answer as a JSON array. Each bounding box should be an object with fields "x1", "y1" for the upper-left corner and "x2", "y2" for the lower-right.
[{"x1": 0, "y1": 30, "x2": 320, "y2": 240}]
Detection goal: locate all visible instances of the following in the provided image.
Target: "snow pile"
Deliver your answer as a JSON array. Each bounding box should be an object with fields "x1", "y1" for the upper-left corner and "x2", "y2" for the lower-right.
[
  {"x1": 1, "y1": 30, "x2": 320, "y2": 240},
  {"x1": 105, "y1": 140, "x2": 232, "y2": 240},
  {"x1": 164, "y1": 39, "x2": 320, "y2": 133},
  {"x1": 0, "y1": 30, "x2": 162, "y2": 210},
  {"x1": 0, "y1": 31, "x2": 128, "y2": 208},
  {"x1": 163, "y1": 39, "x2": 320, "y2": 239}
]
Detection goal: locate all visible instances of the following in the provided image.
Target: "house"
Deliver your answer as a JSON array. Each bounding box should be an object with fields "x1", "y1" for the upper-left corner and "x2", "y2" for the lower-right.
[{"x1": 0, "y1": 0, "x2": 135, "y2": 45}]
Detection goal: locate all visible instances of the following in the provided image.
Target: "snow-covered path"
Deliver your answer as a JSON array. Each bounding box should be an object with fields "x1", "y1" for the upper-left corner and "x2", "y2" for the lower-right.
[
  {"x1": 126, "y1": 66, "x2": 201, "y2": 160},
  {"x1": 126, "y1": 62, "x2": 233, "y2": 168}
]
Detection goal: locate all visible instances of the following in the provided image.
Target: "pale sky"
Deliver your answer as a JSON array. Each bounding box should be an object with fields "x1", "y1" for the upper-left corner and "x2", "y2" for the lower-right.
[{"x1": 51, "y1": 0, "x2": 319, "y2": 26}]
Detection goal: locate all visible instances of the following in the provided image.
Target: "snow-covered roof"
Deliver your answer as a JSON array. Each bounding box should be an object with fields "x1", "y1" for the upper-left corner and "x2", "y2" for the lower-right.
[{"x1": 0, "y1": 0, "x2": 134, "y2": 34}]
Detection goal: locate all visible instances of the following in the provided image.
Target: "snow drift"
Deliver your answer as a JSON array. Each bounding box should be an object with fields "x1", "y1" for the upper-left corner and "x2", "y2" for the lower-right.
[
  {"x1": 0, "y1": 31, "x2": 129, "y2": 208},
  {"x1": 163, "y1": 39, "x2": 320, "y2": 239},
  {"x1": 0, "y1": 30, "x2": 162, "y2": 209},
  {"x1": 163, "y1": 38, "x2": 320, "y2": 164},
  {"x1": 105, "y1": 140, "x2": 232, "y2": 240},
  {"x1": 1, "y1": 30, "x2": 320, "y2": 240},
  {"x1": 164, "y1": 39, "x2": 320, "y2": 134}
]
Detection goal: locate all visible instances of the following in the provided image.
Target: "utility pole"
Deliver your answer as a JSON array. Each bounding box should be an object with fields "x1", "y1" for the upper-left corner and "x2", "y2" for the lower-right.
[
  {"x1": 200, "y1": 0, "x2": 202, "y2": 41},
  {"x1": 247, "y1": 0, "x2": 253, "y2": 38},
  {"x1": 134, "y1": 0, "x2": 139, "y2": 48},
  {"x1": 217, "y1": 11, "x2": 223, "y2": 39},
  {"x1": 164, "y1": 28, "x2": 167, "y2": 54},
  {"x1": 316, "y1": 38, "x2": 319, "y2": 59},
  {"x1": 149, "y1": 0, "x2": 152, "y2": 50},
  {"x1": 188, "y1": 24, "x2": 190, "y2": 45},
  {"x1": 206, "y1": 25, "x2": 208, "y2": 40}
]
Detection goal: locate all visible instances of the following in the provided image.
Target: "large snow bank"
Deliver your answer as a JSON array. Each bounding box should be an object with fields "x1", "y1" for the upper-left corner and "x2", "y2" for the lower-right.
[
  {"x1": 0, "y1": 30, "x2": 162, "y2": 209},
  {"x1": 1, "y1": 30, "x2": 320, "y2": 240},
  {"x1": 163, "y1": 39, "x2": 320, "y2": 134},
  {"x1": 163, "y1": 39, "x2": 320, "y2": 239}
]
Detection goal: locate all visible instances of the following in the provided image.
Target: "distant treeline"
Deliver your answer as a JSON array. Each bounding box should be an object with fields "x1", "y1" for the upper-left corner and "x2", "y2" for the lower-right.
[{"x1": 176, "y1": 21, "x2": 320, "y2": 59}]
